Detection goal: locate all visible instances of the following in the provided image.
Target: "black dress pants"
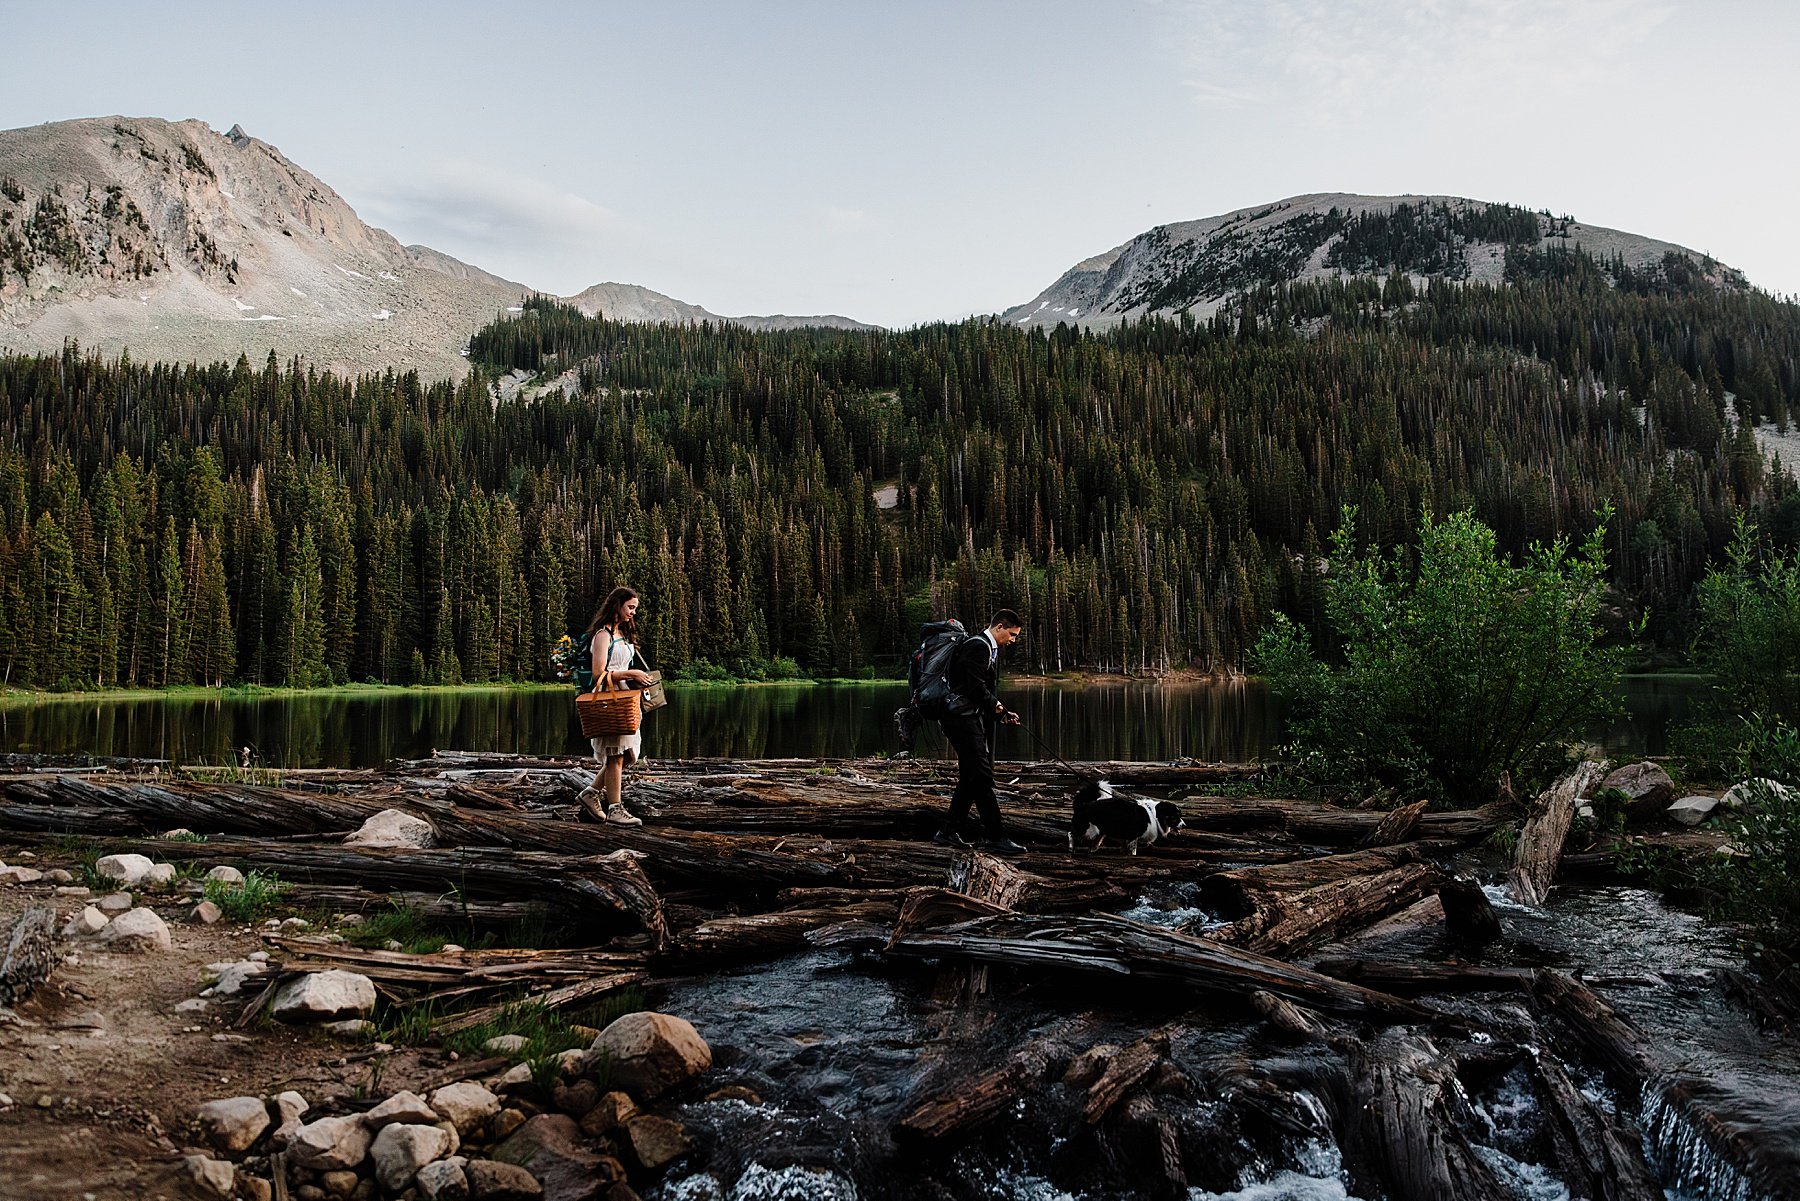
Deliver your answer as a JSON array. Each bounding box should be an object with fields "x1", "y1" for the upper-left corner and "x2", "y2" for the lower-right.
[{"x1": 940, "y1": 713, "x2": 1001, "y2": 837}]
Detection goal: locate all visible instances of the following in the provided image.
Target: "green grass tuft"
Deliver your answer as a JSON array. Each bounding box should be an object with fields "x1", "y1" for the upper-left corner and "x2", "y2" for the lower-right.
[{"x1": 203, "y1": 869, "x2": 288, "y2": 922}]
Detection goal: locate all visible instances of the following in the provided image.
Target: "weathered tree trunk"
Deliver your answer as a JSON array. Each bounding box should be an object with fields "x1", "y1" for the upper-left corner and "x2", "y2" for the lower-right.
[
  {"x1": 1526, "y1": 1047, "x2": 1662, "y2": 1201},
  {"x1": 1214, "y1": 863, "x2": 1449, "y2": 957},
  {"x1": 895, "y1": 1019, "x2": 1091, "y2": 1142},
  {"x1": 887, "y1": 912, "x2": 1426, "y2": 1020},
  {"x1": 677, "y1": 901, "x2": 901, "y2": 961},
  {"x1": 1437, "y1": 875, "x2": 1502, "y2": 949},
  {"x1": 1362, "y1": 798, "x2": 1430, "y2": 847},
  {"x1": 1198, "y1": 844, "x2": 1442, "y2": 917},
  {"x1": 1508, "y1": 760, "x2": 1606, "y2": 906}
]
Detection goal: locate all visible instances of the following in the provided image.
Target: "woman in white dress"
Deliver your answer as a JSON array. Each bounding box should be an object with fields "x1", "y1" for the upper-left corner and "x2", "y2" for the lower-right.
[{"x1": 580, "y1": 585, "x2": 654, "y2": 825}]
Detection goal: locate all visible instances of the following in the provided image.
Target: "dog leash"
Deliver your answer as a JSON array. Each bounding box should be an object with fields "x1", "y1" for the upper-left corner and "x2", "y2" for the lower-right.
[{"x1": 1019, "y1": 721, "x2": 1097, "y2": 782}]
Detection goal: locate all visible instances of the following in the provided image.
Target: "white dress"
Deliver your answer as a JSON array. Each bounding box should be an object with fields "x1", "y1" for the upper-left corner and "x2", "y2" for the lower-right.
[{"x1": 590, "y1": 631, "x2": 644, "y2": 765}]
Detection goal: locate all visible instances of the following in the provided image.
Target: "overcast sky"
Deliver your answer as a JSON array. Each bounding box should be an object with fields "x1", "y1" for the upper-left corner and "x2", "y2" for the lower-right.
[{"x1": 3, "y1": 1, "x2": 1796, "y2": 326}]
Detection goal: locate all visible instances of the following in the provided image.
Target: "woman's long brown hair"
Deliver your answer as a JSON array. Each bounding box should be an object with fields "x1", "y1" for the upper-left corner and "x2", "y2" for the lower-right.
[{"x1": 586, "y1": 585, "x2": 640, "y2": 643}]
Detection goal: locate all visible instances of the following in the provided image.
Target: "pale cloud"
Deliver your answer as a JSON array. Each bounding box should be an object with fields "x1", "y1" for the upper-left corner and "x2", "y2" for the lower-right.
[
  {"x1": 1170, "y1": 0, "x2": 1676, "y2": 123},
  {"x1": 823, "y1": 205, "x2": 884, "y2": 234},
  {"x1": 355, "y1": 157, "x2": 631, "y2": 255}
]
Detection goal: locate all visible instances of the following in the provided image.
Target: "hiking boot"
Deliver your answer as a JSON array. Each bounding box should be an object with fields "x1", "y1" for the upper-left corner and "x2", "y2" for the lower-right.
[
  {"x1": 576, "y1": 787, "x2": 606, "y2": 822},
  {"x1": 605, "y1": 804, "x2": 644, "y2": 827},
  {"x1": 932, "y1": 829, "x2": 971, "y2": 849},
  {"x1": 978, "y1": 836, "x2": 1027, "y2": 857}
]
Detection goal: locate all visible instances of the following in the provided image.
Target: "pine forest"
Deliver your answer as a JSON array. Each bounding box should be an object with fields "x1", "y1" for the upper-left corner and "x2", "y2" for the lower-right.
[{"x1": 3, "y1": 249, "x2": 1799, "y2": 691}]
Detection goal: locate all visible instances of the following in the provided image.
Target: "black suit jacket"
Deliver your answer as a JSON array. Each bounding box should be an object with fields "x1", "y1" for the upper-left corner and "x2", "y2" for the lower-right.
[{"x1": 944, "y1": 634, "x2": 1000, "y2": 719}]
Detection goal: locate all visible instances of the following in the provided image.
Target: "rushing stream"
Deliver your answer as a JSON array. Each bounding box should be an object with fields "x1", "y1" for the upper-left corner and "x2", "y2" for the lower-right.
[{"x1": 639, "y1": 880, "x2": 1800, "y2": 1201}]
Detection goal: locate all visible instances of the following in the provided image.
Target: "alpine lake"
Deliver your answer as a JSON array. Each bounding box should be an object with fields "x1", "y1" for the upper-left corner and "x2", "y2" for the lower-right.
[{"x1": 0, "y1": 673, "x2": 1718, "y2": 769}]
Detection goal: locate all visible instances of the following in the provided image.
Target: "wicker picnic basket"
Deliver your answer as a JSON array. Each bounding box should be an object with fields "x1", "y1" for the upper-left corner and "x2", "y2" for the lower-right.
[{"x1": 575, "y1": 681, "x2": 642, "y2": 738}]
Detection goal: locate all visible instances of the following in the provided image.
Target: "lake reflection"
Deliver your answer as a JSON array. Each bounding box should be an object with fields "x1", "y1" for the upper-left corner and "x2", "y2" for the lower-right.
[{"x1": 0, "y1": 675, "x2": 1714, "y2": 769}]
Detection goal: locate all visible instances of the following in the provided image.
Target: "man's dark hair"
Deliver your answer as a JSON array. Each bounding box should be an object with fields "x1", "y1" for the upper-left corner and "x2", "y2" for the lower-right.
[{"x1": 989, "y1": 608, "x2": 1024, "y2": 630}]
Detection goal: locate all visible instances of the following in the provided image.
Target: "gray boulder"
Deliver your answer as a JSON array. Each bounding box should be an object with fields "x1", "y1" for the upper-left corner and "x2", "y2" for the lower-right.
[
  {"x1": 428, "y1": 1082, "x2": 501, "y2": 1135},
  {"x1": 270, "y1": 970, "x2": 376, "y2": 1022},
  {"x1": 95, "y1": 908, "x2": 173, "y2": 953},
  {"x1": 286, "y1": 1113, "x2": 372, "y2": 1171},
  {"x1": 195, "y1": 1095, "x2": 271, "y2": 1152},
  {"x1": 365, "y1": 1090, "x2": 440, "y2": 1130},
  {"x1": 1667, "y1": 795, "x2": 1721, "y2": 826},
  {"x1": 346, "y1": 808, "x2": 436, "y2": 849},
  {"x1": 583, "y1": 1011, "x2": 712, "y2": 1099},
  {"x1": 370, "y1": 1122, "x2": 453, "y2": 1191},
  {"x1": 93, "y1": 853, "x2": 154, "y2": 887},
  {"x1": 1599, "y1": 761, "x2": 1676, "y2": 822}
]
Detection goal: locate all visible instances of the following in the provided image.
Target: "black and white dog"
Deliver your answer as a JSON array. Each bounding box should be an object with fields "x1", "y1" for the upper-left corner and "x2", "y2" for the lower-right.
[{"x1": 1068, "y1": 779, "x2": 1185, "y2": 855}]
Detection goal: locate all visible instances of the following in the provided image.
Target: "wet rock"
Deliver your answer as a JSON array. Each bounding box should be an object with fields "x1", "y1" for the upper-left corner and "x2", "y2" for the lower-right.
[
  {"x1": 93, "y1": 853, "x2": 154, "y2": 886},
  {"x1": 287, "y1": 1114, "x2": 373, "y2": 1171},
  {"x1": 493, "y1": 1114, "x2": 618, "y2": 1201},
  {"x1": 703, "y1": 1084, "x2": 761, "y2": 1104},
  {"x1": 604, "y1": 1184, "x2": 640, "y2": 1201},
  {"x1": 577, "y1": 1091, "x2": 637, "y2": 1137},
  {"x1": 582, "y1": 1012, "x2": 711, "y2": 1100},
  {"x1": 484, "y1": 1034, "x2": 530, "y2": 1055},
  {"x1": 466, "y1": 1158, "x2": 542, "y2": 1200},
  {"x1": 372, "y1": 1122, "x2": 454, "y2": 1191},
  {"x1": 64, "y1": 905, "x2": 109, "y2": 937},
  {"x1": 184, "y1": 1153, "x2": 236, "y2": 1198},
  {"x1": 196, "y1": 1095, "x2": 271, "y2": 1152},
  {"x1": 366, "y1": 1090, "x2": 440, "y2": 1130},
  {"x1": 1667, "y1": 795, "x2": 1721, "y2": 826},
  {"x1": 95, "y1": 907, "x2": 173, "y2": 952},
  {"x1": 205, "y1": 865, "x2": 245, "y2": 885},
  {"x1": 493, "y1": 1063, "x2": 533, "y2": 1090},
  {"x1": 1600, "y1": 761, "x2": 1676, "y2": 821},
  {"x1": 346, "y1": 808, "x2": 436, "y2": 849},
  {"x1": 271, "y1": 970, "x2": 377, "y2": 1022},
  {"x1": 321, "y1": 1169, "x2": 360, "y2": 1198},
  {"x1": 624, "y1": 1115, "x2": 690, "y2": 1173},
  {"x1": 418, "y1": 1156, "x2": 471, "y2": 1201},
  {"x1": 429, "y1": 1082, "x2": 501, "y2": 1135},
  {"x1": 551, "y1": 1079, "x2": 598, "y2": 1117}
]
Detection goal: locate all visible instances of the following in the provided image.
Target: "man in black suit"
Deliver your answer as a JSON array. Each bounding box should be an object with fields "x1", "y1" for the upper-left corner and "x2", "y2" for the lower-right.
[{"x1": 933, "y1": 608, "x2": 1027, "y2": 855}]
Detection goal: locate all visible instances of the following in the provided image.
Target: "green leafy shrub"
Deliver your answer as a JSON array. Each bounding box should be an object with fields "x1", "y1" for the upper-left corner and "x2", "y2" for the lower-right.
[
  {"x1": 1253, "y1": 507, "x2": 1628, "y2": 805},
  {"x1": 1694, "y1": 519, "x2": 1800, "y2": 726},
  {"x1": 1703, "y1": 714, "x2": 1800, "y2": 958}
]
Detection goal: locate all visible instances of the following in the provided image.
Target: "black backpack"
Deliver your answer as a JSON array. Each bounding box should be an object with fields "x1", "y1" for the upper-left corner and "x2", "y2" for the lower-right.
[{"x1": 909, "y1": 619, "x2": 969, "y2": 719}]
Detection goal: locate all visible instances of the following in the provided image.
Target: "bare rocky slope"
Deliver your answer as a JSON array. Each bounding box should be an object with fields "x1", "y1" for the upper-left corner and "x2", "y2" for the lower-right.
[
  {"x1": 0, "y1": 117, "x2": 873, "y2": 382},
  {"x1": 1003, "y1": 192, "x2": 1750, "y2": 330}
]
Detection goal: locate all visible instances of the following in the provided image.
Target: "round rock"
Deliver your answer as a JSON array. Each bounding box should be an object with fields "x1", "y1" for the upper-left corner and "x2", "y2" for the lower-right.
[
  {"x1": 370, "y1": 1122, "x2": 453, "y2": 1192},
  {"x1": 195, "y1": 1095, "x2": 272, "y2": 1152},
  {"x1": 584, "y1": 1011, "x2": 712, "y2": 1099},
  {"x1": 345, "y1": 808, "x2": 436, "y2": 849},
  {"x1": 95, "y1": 907, "x2": 173, "y2": 953},
  {"x1": 93, "y1": 853, "x2": 154, "y2": 887},
  {"x1": 204, "y1": 865, "x2": 246, "y2": 885}
]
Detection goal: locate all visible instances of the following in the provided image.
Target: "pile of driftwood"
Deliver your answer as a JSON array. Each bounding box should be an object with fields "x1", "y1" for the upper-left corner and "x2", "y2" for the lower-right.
[{"x1": 1, "y1": 752, "x2": 1791, "y2": 1200}]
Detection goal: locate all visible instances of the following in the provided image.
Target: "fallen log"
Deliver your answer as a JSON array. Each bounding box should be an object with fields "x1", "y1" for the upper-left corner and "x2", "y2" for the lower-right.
[
  {"x1": 1335, "y1": 1030, "x2": 1514, "y2": 1201},
  {"x1": 1508, "y1": 760, "x2": 1606, "y2": 906},
  {"x1": 1361, "y1": 798, "x2": 1430, "y2": 847},
  {"x1": 895, "y1": 1018, "x2": 1091, "y2": 1142},
  {"x1": 1198, "y1": 843, "x2": 1445, "y2": 917},
  {"x1": 1212, "y1": 863, "x2": 1450, "y2": 958},
  {"x1": 886, "y1": 912, "x2": 1426, "y2": 1020},
  {"x1": 135, "y1": 841, "x2": 669, "y2": 948},
  {"x1": 1531, "y1": 970, "x2": 1800, "y2": 1198},
  {"x1": 1526, "y1": 1046, "x2": 1662, "y2": 1201},
  {"x1": 1082, "y1": 1027, "x2": 1174, "y2": 1124},
  {"x1": 1437, "y1": 876, "x2": 1502, "y2": 950},
  {"x1": 1311, "y1": 958, "x2": 1536, "y2": 996},
  {"x1": 677, "y1": 900, "x2": 901, "y2": 961}
]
